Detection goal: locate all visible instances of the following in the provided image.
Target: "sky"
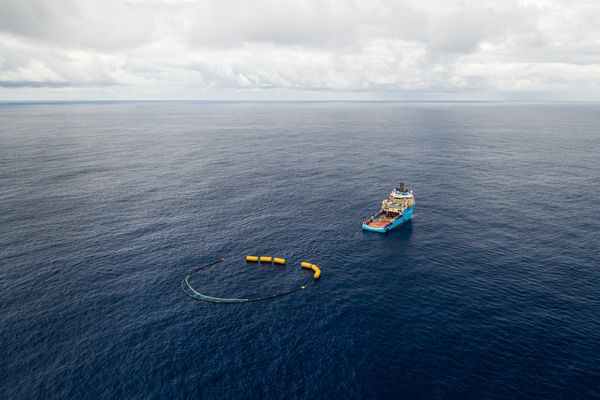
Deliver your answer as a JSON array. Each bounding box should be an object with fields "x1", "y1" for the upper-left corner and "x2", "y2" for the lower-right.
[{"x1": 0, "y1": 0, "x2": 599, "y2": 101}]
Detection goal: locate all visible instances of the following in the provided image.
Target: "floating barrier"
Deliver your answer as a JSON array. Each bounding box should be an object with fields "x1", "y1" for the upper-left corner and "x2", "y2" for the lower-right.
[
  {"x1": 182, "y1": 256, "x2": 321, "y2": 303},
  {"x1": 301, "y1": 261, "x2": 321, "y2": 279},
  {"x1": 246, "y1": 255, "x2": 286, "y2": 265},
  {"x1": 313, "y1": 266, "x2": 321, "y2": 279}
]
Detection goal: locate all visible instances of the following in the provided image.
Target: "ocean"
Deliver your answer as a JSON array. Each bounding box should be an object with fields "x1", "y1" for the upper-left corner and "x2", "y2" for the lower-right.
[{"x1": 1, "y1": 101, "x2": 599, "y2": 399}]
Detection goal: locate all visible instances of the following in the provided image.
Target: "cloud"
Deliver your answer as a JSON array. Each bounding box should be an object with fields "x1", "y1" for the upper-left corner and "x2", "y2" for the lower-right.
[
  {"x1": 0, "y1": 0, "x2": 153, "y2": 50},
  {"x1": 0, "y1": 35, "x2": 149, "y2": 88},
  {"x1": 0, "y1": 0, "x2": 599, "y2": 99}
]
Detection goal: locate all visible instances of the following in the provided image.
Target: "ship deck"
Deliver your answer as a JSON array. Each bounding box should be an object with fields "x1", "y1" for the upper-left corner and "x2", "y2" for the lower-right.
[
  {"x1": 365, "y1": 218, "x2": 394, "y2": 228},
  {"x1": 364, "y1": 211, "x2": 401, "y2": 228}
]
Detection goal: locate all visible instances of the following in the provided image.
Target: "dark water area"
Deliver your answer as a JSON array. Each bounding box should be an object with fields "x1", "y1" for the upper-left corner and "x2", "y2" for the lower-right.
[{"x1": 1, "y1": 102, "x2": 599, "y2": 399}]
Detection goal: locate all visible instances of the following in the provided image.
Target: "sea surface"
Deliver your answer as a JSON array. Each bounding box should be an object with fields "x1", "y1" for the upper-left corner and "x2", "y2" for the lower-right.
[{"x1": 1, "y1": 101, "x2": 599, "y2": 399}]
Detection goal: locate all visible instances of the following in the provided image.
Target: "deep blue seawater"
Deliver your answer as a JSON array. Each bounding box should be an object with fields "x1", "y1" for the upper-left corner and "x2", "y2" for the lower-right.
[{"x1": 1, "y1": 102, "x2": 599, "y2": 399}]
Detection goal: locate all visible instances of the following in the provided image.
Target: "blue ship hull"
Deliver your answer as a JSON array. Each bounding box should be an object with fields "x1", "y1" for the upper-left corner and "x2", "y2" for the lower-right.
[{"x1": 362, "y1": 206, "x2": 414, "y2": 233}]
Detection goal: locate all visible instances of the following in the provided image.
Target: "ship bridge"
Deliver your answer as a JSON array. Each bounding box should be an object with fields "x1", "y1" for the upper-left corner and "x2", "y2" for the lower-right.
[{"x1": 383, "y1": 184, "x2": 415, "y2": 213}]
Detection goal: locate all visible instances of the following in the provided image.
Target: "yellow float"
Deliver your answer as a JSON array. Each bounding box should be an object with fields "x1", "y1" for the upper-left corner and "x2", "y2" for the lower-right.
[
  {"x1": 247, "y1": 257, "x2": 320, "y2": 279},
  {"x1": 301, "y1": 261, "x2": 321, "y2": 280},
  {"x1": 246, "y1": 255, "x2": 286, "y2": 265}
]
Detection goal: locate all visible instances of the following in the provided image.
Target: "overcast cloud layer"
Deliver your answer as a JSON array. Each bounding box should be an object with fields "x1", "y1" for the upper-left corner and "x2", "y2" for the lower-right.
[{"x1": 1, "y1": 0, "x2": 599, "y2": 100}]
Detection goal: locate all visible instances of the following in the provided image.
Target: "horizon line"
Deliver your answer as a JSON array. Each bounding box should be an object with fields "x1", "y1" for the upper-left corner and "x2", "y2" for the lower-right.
[{"x1": 1, "y1": 99, "x2": 599, "y2": 105}]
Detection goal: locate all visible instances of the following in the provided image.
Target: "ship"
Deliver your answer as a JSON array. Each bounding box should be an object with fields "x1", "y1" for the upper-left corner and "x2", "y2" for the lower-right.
[{"x1": 362, "y1": 184, "x2": 415, "y2": 233}]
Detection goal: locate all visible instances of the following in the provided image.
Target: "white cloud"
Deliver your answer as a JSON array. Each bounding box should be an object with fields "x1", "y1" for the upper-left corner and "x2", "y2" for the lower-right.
[
  {"x1": 0, "y1": 0, "x2": 153, "y2": 50},
  {"x1": 0, "y1": 0, "x2": 599, "y2": 99}
]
